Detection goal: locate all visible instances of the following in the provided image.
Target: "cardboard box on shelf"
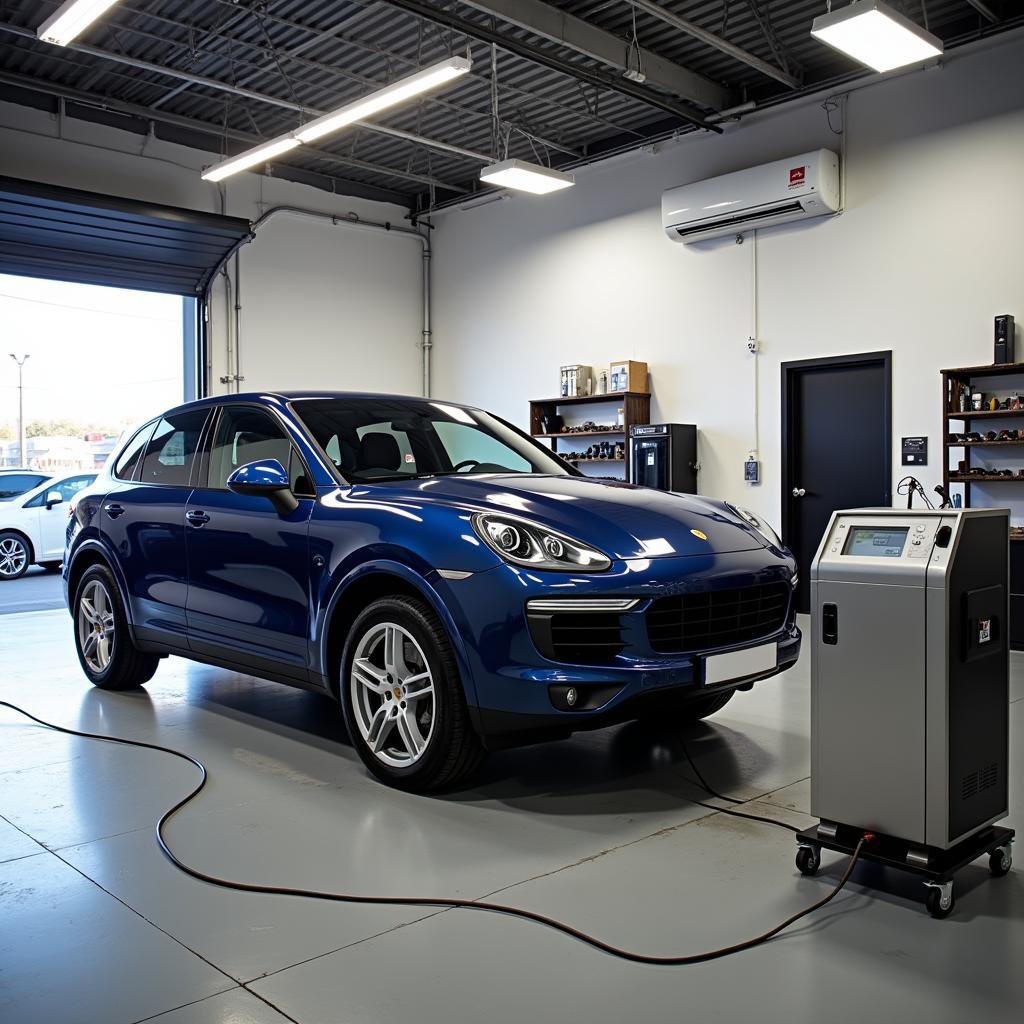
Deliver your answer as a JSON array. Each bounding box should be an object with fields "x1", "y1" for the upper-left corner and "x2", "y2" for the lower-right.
[{"x1": 609, "y1": 360, "x2": 648, "y2": 393}]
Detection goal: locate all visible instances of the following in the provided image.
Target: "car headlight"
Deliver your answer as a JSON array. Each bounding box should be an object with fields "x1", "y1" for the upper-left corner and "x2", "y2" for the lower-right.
[
  {"x1": 472, "y1": 513, "x2": 611, "y2": 571},
  {"x1": 731, "y1": 506, "x2": 783, "y2": 550}
]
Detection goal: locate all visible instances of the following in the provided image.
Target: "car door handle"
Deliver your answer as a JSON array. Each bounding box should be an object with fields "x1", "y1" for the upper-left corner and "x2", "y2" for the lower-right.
[
  {"x1": 185, "y1": 509, "x2": 211, "y2": 527},
  {"x1": 104, "y1": 503, "x2": 126, "y2": 519}
]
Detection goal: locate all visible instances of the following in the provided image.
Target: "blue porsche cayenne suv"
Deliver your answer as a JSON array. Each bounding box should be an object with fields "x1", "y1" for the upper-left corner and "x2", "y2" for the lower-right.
[{"x1": 65, "y1": 392, "x2": 800, "y2": 790}]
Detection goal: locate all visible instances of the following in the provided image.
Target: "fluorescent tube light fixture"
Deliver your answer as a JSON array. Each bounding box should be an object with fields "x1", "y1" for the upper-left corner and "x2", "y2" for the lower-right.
[
  {"x1": 295, "y1": 56, "x2": 472, "y2": 143},
  {"x1": 37, "y1": 0, "x2": 122, "y2": 46},
  {"x1": 479, "y1": 159, "x2": 574, "y2": 195},
  {"x1": 202, "y1": 137, "x2": 301, "y2": 183},
  {"x1": 200, "y1": 55, "x2": 471, "y2": 182},
  {"x1": 810, "y1": 0, "x2": 943, "y2": 73}
]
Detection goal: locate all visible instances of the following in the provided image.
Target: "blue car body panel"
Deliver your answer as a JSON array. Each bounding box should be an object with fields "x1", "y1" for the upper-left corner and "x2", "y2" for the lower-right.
[{"x1": 65, "y1": 391, "x2": 801, "y2": 747}]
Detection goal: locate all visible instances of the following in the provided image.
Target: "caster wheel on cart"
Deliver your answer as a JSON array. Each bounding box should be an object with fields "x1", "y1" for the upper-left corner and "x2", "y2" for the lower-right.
[
  {"x1": 796, "y1": 846, "x2": 820, "y2": 876},
  {"x1": 925, "y1": 886, "x2": 955, "y2": 919},
  {"x1": 989, "y1": 847, "x2": 1012, "y2": 877}
]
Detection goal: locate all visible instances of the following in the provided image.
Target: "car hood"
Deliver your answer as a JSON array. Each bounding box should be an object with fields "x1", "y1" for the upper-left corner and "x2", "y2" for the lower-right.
[{"x1": 360, "y1": 474, "x2": 771, "y2": 561}]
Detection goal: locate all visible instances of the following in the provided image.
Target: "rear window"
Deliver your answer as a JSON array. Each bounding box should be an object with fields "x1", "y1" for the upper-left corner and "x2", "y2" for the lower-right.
[
  {"x1": 139, "y1": 410, "x2": 209, "y2": 487},
  {"x1": 0, "y1": 474, "x2": 49, "y2": 500},
  {"x1": 113, "y1": 423, "x2": 156, "y2": 481}
]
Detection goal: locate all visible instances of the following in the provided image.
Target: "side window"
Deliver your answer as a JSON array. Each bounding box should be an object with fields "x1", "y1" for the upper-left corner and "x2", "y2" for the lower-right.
[
  {"x1": 139, "y1": 410, "x2": 208, "y2": 487},
  {"x1": 113, "y1": 422, "x2": 156, "y2": 481},
  {"x1": 208, "y1": 407, "x2": 312, "y2": 496},
  {"x1": 54, "y1": 476, "x2": 94, "y2": 501}
]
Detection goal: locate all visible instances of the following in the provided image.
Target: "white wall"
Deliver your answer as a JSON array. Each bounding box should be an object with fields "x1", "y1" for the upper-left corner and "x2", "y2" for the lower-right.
[
  {"x1": 432, "y1": 34, "x2": 1024, "y2": 526},
  {"x1": 0, "y1": 100, "x2": 425, "y2": 405}
]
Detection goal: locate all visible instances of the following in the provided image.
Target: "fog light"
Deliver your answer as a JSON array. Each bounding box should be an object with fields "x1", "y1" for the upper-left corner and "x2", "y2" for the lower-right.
[{"x1": 566, "y1": 687, "x2": 578, "y2": 707}]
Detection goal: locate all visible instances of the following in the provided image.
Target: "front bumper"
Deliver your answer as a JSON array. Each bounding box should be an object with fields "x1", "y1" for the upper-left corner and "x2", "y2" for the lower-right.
[{"x1": 430, "y1": 551, "x2": 801, "y2": 747}]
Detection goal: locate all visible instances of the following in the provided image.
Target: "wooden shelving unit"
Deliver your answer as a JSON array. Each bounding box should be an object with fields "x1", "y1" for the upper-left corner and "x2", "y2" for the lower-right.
[
  {"x1": 529, "y1": 391, "x2": 650, "y2": 478},
  {"x1": 943, "y1": 360, "x2": 1024, "y2": 649}
]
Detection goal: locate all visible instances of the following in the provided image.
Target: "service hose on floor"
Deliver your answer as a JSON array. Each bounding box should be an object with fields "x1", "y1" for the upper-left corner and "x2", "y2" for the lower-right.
[{"x1": 0, "y1": 699, "x2": 870, "y2": 966}]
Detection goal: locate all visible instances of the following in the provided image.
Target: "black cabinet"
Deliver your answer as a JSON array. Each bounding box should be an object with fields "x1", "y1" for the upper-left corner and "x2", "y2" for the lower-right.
[{"x1": 1011, "y1": 541, "x2": 1024, "y2": 650}]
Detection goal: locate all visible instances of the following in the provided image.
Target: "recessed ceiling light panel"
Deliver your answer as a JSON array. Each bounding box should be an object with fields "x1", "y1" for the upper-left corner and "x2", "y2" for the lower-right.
[
  {"x1": 479, "y1": 159, "x2": 575, "y2": 195},
  {"x1": 810, "y1": 0, "x2": 943, "y2": 73}
]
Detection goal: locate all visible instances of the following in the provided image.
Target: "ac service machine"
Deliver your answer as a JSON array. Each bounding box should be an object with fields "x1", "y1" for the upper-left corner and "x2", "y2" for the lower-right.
[{"x1": 797, "y1": 508, "x2": 1015, "y2": 918}]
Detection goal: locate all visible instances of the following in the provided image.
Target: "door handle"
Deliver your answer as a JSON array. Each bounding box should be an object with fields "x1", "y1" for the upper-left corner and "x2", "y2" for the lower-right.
[
  {"x1": 185, "y1": 509, "x2": 211, "y2": 527},
  {"x1": 792, "y1": 487, "x2": 806, "y2": 498},
  {"x1": 104, "y1": 503, "x2": 126, "y2": 519}
]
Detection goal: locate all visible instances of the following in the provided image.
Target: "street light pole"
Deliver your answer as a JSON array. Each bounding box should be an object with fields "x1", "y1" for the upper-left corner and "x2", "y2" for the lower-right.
[{"x1": 9, "y1": 354, "x2": 29, "y2": 468}]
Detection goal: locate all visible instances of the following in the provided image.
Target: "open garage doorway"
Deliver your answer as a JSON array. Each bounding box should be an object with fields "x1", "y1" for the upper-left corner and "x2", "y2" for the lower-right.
[
  {"x1": 0, "y1": 274, "x2": 196, "y2": 610},
  {"x1": 0, "y1": 175, "x2": 250, "y2": 609}
]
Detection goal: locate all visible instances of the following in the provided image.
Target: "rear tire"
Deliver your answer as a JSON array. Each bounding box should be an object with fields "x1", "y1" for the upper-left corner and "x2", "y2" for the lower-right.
[
  {"x1": 0, "y1": 532, "x2": 31, "y2": 580},
  {"x1": 340, "y1": 595, "x2": 485, "y2": 792},
  {"x1": 73, "y1": 564, "x2": 159, "y2": 690},
  {"x1": 636, "y1": 688, "x2": 736, "y2": 725}
]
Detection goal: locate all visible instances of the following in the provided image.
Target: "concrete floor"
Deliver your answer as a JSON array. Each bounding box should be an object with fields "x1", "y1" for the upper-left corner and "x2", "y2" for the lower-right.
[
  {"x1": 0, "y1": 565, "x2": 65, "y2": 614},
  {"x1": 1, "y1": 610, "x2": 1021, "y2": 1024}
]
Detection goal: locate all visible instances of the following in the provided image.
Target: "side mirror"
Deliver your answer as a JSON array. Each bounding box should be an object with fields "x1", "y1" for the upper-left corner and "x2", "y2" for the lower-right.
[
  {"x1": 45, "y1": 490, "x2": 63, "y2": 510},
  {"x1": 226, "y1": 460, "x2": 298, "y2": 515}
]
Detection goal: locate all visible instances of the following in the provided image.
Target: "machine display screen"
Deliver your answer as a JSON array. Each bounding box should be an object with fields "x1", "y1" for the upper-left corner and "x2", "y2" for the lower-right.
[{"x1": 843, "y1": 526, "x2": 910, "y2": 558}]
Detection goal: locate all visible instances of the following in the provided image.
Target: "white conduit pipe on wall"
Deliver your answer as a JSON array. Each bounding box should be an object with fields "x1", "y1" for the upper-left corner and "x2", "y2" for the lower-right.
[{"x1": 231, "y1": 207, "x2": 433, "y2": 397}]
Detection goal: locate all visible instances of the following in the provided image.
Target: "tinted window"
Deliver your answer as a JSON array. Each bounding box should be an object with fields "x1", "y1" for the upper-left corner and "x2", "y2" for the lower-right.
[
  {"x1": 0, "y1": 474, "x2": 49, "y2": 500},
  {"x1": 113, "y1": 423, "x2": 156, "y2": 481},
  {"x1": 208, "y1": 407, "x2": 312, "y2": 496},
  {"x1": 139, "y1": 410, "x2": 209, "y2": 487},
  {"x1": 295, "y1": 399, "x2": 569, "y2": 483},
  {"x1": 24, "y1": 475, "x2": 96, "y2": 508}
]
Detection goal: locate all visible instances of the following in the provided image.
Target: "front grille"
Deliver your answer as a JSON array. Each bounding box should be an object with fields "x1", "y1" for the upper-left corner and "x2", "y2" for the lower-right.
[
  {"x1": 645, "y1": 582, "x2": 791, "y2": 654},
  {"x1": 530, "y1": 611, "x2": 626, "y2": 665}
]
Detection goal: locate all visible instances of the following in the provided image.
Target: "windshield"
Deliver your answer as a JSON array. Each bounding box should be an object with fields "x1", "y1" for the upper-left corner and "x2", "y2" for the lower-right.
[{"x1": 293, "y1": 398, "x2": 572, "y2": 483}]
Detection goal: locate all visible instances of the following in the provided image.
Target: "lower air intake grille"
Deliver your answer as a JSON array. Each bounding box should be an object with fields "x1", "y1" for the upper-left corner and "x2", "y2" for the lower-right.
[
  {"x1": 530, "y1": 611, "x2": 626, "y2": 665},
  {"x1": 645, "y1": 582, "x2": 790, "y2": 653}
]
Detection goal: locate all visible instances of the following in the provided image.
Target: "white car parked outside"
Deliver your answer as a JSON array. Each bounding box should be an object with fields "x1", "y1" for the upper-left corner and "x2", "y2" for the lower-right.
[{"x1": 0, "y1": 472, "x2": 96, "y2": 580}]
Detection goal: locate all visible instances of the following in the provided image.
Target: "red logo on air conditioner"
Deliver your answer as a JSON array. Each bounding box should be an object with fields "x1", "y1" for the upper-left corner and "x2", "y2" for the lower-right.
[{"x1": 789, "y1": 166, "x2": 806, "y2": 187}]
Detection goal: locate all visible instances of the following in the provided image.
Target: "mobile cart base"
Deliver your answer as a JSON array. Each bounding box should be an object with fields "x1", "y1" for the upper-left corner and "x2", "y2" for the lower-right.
[{"x1": 795, "y1": 823, "x2": 1015, "y2": 919}]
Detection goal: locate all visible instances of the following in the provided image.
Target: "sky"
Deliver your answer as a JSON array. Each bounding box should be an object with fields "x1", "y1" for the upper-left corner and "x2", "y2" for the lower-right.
[{"x1": 0, "y1": 273, "x2": 185, "y2": 437}]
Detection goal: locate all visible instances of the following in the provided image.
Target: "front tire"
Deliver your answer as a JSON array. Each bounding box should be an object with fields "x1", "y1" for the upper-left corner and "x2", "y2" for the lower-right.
[
  {"x1": 73, "y1": 564, "x2": 159, "y2": 690},
  {"x1": 341, "y1": 596, "x2": 485, "y2": 792},
  {"x1": 0, "y1": 532, "x2": 31, "y2": 580}
]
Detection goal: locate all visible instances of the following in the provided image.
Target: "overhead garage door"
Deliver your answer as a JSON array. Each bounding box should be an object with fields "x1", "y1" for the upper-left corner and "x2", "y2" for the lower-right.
[{"x1": 0, "y1": 175, "x2": 252, "y2": 295}]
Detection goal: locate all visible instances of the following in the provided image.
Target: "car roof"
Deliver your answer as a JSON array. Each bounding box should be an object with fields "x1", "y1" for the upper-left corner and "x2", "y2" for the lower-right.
[
  {"x1": 0, "y1": 468, "x2": 50, "y2": 474},
  {"x1": 160, "y1": 391, "x2": 480, "y2": 417}
]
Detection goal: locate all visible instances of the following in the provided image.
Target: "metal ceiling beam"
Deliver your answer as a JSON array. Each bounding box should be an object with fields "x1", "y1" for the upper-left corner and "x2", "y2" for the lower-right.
[
  {"x1": 626, "y1": 0, "x2": 801, "y2": 89},
  {"x1": 0, "y1": 67, "x2": 468, "y2": 196},
  {"x1": 196, "y1": 0, "x2": 645, "y2": 140},
  {"x1": 458, "y1": 0, "x2": 726, "y2": 109},
  {"x1": 376, "y1": 0, "x2": 722, "y2": 131},
  {"x1": 0, "y1": 21, "x2": 494, "y2": 165},
  {"x1": 115, "y1": 3, "x2": 580, "y2": 157},
  {"x1": 964, "y1": 0, "x2": 1000, "y2": 21}
]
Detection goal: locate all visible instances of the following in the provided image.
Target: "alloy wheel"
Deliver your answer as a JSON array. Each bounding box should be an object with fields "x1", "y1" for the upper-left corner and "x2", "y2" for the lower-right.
[
  {"x1": 77, "y1": 579, "x2": 116, "y2": 673},
  {"x1": 0, "y1": 537, "x2": 27, "y2": 578},
  {"x1": 350, "y1": 622, "x2": 436, "y2": 768}
]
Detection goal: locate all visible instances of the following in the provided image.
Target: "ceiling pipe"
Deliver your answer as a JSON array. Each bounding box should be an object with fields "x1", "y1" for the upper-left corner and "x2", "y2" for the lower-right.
[
  {"x1": 964, "y1": 0, "x2": 1000, "y2": 22},
  {"x1": 248, "y1": 207, "x2": 434, "y2": 398},
  {"x1": 625, "y1": 0, "x2": 801, "y2": 89}
]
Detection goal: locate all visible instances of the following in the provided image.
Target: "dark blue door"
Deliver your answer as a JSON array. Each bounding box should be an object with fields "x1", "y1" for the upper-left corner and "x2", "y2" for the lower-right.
[
  {"x1": 185, "y1": 405, "x2": 315, "y2": 680},
  {"x1": 100, "y1": 410, "x2": 210, "y2": 645}
]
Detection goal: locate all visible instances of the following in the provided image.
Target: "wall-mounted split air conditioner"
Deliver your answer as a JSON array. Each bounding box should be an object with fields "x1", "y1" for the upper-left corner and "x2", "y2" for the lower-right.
[{"x1": 662, "y1": 149, "x2": 840, "y2": 244}]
